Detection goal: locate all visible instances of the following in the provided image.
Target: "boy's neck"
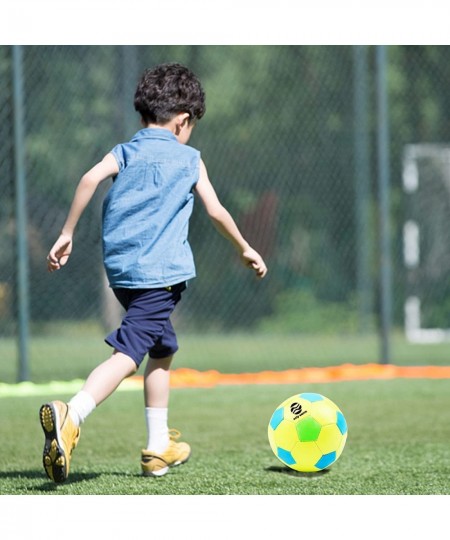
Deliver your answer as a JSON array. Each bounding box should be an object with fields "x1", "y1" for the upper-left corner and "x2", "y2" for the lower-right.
[
  {"x1": 142, "y1": 113, "x2": 193, "y2": 145},
  {"x1": 145, "y1": 122, "x2": 172, "y2": 131}
]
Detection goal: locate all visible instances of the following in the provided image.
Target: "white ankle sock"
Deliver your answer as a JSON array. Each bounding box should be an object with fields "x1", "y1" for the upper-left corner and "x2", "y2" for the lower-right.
[
  {"x1": 145, "y1": 407, "x2": 169, "y2": 453},
  {"x1": 68, "y1": 391, "x2": 96, "y2": 426}
]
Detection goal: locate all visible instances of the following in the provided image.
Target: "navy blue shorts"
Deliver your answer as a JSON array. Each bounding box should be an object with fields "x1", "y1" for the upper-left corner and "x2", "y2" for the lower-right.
[{"x1": 105, "y1": 282, "x2": 186, "y2": 366}]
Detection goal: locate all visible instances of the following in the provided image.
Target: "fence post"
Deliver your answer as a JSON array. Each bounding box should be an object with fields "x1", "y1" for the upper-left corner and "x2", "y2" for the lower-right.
[
  {"x1": 122, "y1": 45, "x2": 139, "y2": 139},
  {"x1": 376, "y1": 45, "x2": 393, "y2": 364},
  {"x1": 353, "y1": 45, "x2": 372, "y2": 333},
  {"x1": 12, "y1": 45, "x2": 30, "y2": 382}
]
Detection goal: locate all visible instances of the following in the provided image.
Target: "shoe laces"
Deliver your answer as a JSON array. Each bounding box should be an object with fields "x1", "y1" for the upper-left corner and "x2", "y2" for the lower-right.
[{"x1": 168, "y1": 429, "x2": 182, "y2": 441}]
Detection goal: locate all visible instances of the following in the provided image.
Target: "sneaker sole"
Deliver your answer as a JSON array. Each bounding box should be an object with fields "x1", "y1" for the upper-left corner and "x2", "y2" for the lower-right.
[
  {"x1": 39, "y1": 403, "x2": 68, "y2": 483},
  {"x1": 142, "y1": 452, "x2": 191, "y2": 478}
]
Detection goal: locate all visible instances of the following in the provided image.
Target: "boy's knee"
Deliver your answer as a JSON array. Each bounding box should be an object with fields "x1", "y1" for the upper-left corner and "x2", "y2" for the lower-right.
[{"x1": 129, "y1": 361, "x2": 139, "y2": 375}]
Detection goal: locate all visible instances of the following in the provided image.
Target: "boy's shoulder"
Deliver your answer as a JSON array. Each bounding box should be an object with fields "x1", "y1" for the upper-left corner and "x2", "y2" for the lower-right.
[{"x1": 111, "y1": 129, "x2": 200, "y2": 171}]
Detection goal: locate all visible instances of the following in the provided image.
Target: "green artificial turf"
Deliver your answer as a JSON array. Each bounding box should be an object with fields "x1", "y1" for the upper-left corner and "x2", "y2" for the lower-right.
[{"x1": 0, "y1": 378, "x2": 449, "y2": 495}]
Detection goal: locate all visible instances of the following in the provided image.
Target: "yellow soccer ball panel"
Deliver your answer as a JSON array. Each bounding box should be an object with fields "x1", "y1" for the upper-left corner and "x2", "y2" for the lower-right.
[
  {"x1": 316, "y1": 424, "x2": 344, "y2": 455},
  {"x1": 309, "y1": 400, "x2": 339, "y2": 425},
  {"x1": 272, "y1": 420, "x2": 298, "y2": 452},
  {"x1": 290, "y1": 441, "x2": 323, "y2": 472},
  {"x1": 267, "y1": 427, "x2": 278, "y2": 455},
  {"x1": 335, "y1": 432, "x2": 348, "y2": 459}
]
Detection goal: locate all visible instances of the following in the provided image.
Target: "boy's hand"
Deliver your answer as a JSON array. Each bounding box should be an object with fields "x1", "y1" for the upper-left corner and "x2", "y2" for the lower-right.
[
  {"x1": 241, "y1": 247, "x2": 268, "y2": 279},
  {"x1": 47, "y1": 234, "x2": 73, "y2": 272}
]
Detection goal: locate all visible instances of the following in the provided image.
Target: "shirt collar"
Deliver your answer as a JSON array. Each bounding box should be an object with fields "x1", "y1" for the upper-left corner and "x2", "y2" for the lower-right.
[{"x1": 131, "y1": 127, "x2": 177, "y2": 142}]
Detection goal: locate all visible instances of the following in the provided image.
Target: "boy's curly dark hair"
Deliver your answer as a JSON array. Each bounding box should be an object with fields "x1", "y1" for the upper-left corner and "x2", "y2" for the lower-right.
[{"x1": 134, "y1": 63, "x2": 206, "y2": 125}]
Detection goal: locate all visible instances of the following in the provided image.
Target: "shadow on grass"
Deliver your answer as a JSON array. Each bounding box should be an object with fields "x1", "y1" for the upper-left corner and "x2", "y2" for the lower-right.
[
  {"x1": 0, "y1": 469, "x2": 101, "y2": 492},
  {"x1": 265, "y1": 465, "x2": 331, "y2": 478}
]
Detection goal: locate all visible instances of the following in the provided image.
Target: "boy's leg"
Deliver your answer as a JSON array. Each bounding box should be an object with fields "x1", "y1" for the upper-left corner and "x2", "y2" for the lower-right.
[
  {"x1": 141, "y1": 354, "x2": 191, "y2": 477},
  {"x1": 143, "y1": 355, "x2": 173, "y2": 453},
  {"x1": 81, "y1": 350, "x2": 138, "y2": 407},
  {"x1": 66, "y1": 350, "x2": 137, "y2": 426},
  {"x1": 144, "y1": 354, "x2": 173, "y2": 408},
  {"x1": 40, "y1": 350, "x2": 137, "y2": 483}
]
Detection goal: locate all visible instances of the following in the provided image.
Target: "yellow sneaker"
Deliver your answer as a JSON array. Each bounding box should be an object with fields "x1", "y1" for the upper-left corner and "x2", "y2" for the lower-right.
[
  {"x1": 39, "y1": 401, "x2": 80, "y2": 483},
  {"x1": 141, "y1": 429, "x2": 191, "y2": 477}
]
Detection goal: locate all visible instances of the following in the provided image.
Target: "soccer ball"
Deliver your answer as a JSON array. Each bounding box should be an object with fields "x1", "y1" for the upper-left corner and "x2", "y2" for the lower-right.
[{"x1": 268, "y1": 392, "x2": 348, "y2": 472}]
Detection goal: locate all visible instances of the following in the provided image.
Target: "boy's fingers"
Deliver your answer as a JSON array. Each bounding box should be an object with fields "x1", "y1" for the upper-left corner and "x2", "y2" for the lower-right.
[
  {"x1": 251, "y1": 260, "x2": 267, "y2": 278},
  {"x1": 47, "y1": 260, "x2": 60, "y2": 272},
  {"x1": 258, "y1": 267, "x2": 267, "y2": 278},
  {"x1": 47, "y1": 249, "x2": 69, "y2": 271},
  {"x1": 242, "y1": 250, "x2": 267, "y2": 278}
]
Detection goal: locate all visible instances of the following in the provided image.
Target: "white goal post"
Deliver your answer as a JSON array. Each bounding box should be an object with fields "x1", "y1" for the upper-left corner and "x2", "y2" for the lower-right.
[{"x1": 402, "y1": 143, "x2": 450, "y2": 343}]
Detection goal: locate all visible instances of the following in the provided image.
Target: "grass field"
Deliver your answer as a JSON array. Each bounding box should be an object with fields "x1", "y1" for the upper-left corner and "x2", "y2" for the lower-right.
[
  {"x1": 1, "y1": 322, "x2": 449, "y2": 535},
  {"x1": 1, "y1": 378, "x2": 449, "y2": 496}
]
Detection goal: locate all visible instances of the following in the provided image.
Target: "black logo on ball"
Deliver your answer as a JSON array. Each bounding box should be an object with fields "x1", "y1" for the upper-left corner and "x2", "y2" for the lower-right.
[{"x1": 290, "y1": 402, "x2": 307, "y2": 420}]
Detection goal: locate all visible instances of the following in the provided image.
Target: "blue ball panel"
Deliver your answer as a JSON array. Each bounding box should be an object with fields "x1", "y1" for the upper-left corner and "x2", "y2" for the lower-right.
[
  {"x1": 315, "y1": 451, "x2": 337, "y2": 470},
  {"x1": 336, "y1": 411, "x2": 348, "y2": 435},
  {"x1": 269, "y1": 407, "x2": 284, "y2": 430},
  {"x1": 277, "y1": 447, "x2": 296, "y2": 466},
  {"x1": 299, "y1": 393, "x2": 324, "y2": 402}
]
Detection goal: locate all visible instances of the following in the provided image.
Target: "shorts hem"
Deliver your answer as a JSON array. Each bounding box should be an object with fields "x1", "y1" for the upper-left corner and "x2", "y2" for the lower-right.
[
  {"x1": 148, "y1": 346, "x2": 179, "y2": 360},
  {"x1": 104, "y1": 338, "x2": 142, "y2": 367}
]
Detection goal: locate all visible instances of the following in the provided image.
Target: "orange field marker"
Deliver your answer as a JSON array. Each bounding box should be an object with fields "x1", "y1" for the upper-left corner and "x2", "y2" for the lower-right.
[
  {"x1": 1, "y1": 364, "x2": 448, "y2": 399},
  {"x1": 128, "y1": 363, "x2": 450, "y2": 389}
]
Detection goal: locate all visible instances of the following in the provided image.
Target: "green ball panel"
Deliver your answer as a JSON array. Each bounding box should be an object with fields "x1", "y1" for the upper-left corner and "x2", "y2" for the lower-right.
[{"x1": 296, "y1": 416, "x2": 322, "y2": 442}]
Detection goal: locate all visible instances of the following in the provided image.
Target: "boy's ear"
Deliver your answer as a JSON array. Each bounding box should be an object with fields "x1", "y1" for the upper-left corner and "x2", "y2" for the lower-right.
[{"x1": 175, "y1": 112, "x2": 190, "y2": 134}]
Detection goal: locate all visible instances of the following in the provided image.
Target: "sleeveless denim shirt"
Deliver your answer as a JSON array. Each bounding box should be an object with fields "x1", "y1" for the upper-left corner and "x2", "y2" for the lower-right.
[{"x1": 102, "y1": 128, "x2": 200, "y2": 288}]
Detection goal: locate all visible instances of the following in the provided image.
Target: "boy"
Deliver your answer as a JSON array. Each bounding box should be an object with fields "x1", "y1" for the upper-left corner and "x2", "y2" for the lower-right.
[{"x1": 41, "y1": 63, "x2": 267, "y2": 483}]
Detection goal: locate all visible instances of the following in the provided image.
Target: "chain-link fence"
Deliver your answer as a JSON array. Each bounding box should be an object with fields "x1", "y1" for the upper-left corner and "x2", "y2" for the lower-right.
[{"x1": 1, "y1": 45, "x2": 450, "y2": 383}]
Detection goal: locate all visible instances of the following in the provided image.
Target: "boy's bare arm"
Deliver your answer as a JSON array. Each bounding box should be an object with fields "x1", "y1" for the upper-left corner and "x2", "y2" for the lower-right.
[
  {"x1": 47, "y1": 153, "x2": 119, "y2": 272},
  {"x1": 194, "y1": 160, "x2": 267, "y2": 279}
]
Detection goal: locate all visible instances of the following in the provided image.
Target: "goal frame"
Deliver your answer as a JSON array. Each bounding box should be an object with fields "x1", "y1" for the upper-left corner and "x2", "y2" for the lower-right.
[{"x1": 402, "y1": 143, "x2": 450, "y2": 343}]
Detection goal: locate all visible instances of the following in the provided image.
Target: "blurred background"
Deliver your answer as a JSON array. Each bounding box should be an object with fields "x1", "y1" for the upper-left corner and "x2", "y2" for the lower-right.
[{"x1": 1, "y1": 45, "x2": 449, "y2": 383}]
